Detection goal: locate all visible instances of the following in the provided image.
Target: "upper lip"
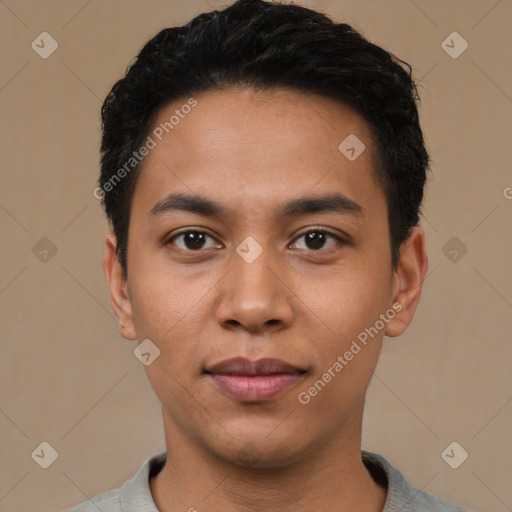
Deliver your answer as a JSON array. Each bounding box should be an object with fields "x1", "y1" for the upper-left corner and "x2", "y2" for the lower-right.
[{"x1": 205, "y1": 357, "x2": 306, "y2": 376}]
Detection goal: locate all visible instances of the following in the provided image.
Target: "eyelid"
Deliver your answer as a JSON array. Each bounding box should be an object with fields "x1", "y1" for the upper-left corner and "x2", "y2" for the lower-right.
[
  {"x1": 292, "y1": 225, "x2": 346, "y2": 242},
  {"x1": 166, "y1": 226, "x2": 216, "y2": 239}
]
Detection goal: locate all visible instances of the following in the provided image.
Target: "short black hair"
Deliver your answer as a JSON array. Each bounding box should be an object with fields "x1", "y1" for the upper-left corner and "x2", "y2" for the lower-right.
[{"x1": 99, "y1": 0, "x2": 429, "y2": 276}]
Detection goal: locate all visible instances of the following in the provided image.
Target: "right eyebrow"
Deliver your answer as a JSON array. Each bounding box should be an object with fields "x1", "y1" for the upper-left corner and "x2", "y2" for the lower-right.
[{"x1": 148, "y1": 193, "x2": 229, "y2": 219}]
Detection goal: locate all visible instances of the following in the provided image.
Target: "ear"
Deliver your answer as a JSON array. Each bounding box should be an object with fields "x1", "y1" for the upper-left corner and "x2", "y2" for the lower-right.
[
  {"x1": 385, "y1": 226, "x2": 428, "y2": 338},
  {"x1": 103, "y1": 232, "x2": 137, "y2": 340}
]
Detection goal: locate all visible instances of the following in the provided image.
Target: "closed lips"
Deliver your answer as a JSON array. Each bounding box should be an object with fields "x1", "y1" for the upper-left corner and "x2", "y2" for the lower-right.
[
  {"x1": 204, "y1": 357, "x2": 307, "y2": 376},
  {"x1": 205, "y1": 357, "x2": 307, "y2": 402}
]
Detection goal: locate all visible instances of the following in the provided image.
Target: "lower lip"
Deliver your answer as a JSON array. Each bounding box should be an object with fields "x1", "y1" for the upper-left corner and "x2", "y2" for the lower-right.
[{"x1": 209, "y1": 373, "x2": 303, "y2": 401}]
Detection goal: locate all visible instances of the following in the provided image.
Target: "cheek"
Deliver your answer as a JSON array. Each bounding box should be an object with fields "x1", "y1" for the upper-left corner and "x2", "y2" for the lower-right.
[
  {"x1": 129, "y1": 253, "x2": 210, "y2": 336},
  {"x1": 128, "y1": 260, "x2": 223, "y2": 377},
  {"x1": 294, "y1": 270, "x2": 388, "y2": 425},
  {"x1": 303, "y1": 258, "x2": 392, "y2": 344},
  {"x1": 128, "y1": 271, "x2": 209, "y2": 409},
  {"x1": 295, "y1": 260, "x2": 391, "y2": 400}
]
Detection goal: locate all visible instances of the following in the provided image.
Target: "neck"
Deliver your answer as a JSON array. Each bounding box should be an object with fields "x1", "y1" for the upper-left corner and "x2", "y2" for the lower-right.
[{"x1": 150, "y1": 404, "x2": 387, "y2": 512}]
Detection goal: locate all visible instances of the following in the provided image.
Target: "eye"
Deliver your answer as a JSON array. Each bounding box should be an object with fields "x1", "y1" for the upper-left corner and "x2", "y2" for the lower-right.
[
  {"x1": 166, "y1": 227, "x2": 344, "y2": 253},
  {"x1": 289, "y1": 228, "x2": 343, "y2": 252},
  {"x1": 166, "y1": 230, "x2": 221, "y2": 251}
]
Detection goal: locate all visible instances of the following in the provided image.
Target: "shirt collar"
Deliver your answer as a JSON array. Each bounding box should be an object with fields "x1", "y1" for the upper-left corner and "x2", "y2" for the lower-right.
[{"x1": 119, "y1": 449, "x2": 413, "y2": 511}]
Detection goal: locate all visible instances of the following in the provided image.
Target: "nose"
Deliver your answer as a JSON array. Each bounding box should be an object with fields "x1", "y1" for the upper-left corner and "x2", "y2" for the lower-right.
[{"x1": 215, "y1": 245, "x2": 295, "y2": 335}]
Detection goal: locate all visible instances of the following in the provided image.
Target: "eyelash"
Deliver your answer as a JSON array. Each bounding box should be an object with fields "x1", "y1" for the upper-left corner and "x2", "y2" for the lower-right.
[{"x1": 165, "y1": 227, "x2": 345, "y2": 253}]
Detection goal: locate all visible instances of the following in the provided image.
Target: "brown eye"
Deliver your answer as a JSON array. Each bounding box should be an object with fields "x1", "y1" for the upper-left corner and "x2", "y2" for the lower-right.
[
  {"x1": 290, "y1": 229, "x2": 343, "y2": 251},
  {"x1": 167, "y1": 230, "x2": 220, "y2": 251}
]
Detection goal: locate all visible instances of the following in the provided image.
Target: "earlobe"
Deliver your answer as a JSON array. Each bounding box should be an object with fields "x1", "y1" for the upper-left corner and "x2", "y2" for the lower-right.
[
  {"x1": 103, "y1": 232, "x2": 137, "y2": 340},
  {"x1": 385, "y1": 226, "x2": 428, "y2": 338}
]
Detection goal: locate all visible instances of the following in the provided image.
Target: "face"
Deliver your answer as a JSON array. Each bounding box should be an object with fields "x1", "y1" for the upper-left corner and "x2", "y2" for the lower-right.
[{"x1": 104, "y1": 87, "x2": 427, "y2": 467}]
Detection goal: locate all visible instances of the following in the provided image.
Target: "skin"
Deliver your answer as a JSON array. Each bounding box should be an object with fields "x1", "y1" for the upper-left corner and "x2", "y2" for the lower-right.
[{"x1": 103, "y1": 87, "x2": 428, "y2": 512}]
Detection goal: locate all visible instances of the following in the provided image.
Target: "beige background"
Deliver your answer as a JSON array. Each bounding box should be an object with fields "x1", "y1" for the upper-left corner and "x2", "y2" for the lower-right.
[{"x1": 1, "y1": 1, "x2": 511, "y2": 511}]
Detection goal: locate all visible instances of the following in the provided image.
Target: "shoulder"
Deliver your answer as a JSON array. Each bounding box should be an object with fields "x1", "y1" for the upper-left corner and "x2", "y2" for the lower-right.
[
  {"x1": 402, "y1": 487, "x2": 471, "y2": 512},
  {"x1": 65, "y1": 488, "x2": 121, "y2": 511},
  {"x1": 63, "y1": 451, "x2": 166, "y2": 512},
  {"x1": 362, "y1": 450, "x2": 472, "y2": 512}
]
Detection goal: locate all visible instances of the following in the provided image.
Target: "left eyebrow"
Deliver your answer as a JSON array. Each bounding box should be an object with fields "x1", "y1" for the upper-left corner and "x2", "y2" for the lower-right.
[
  {"x1": 276, "y1": 193, "x2": 364, "y2": 218},
  {"x1": 148, "y1": 192, "x2": 364, "y2": 220}
]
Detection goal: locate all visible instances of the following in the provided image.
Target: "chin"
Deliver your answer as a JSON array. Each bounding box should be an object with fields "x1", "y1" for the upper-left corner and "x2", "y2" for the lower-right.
[{"x1": 204, "y1": 422, "x2": 314, "y2": 469}]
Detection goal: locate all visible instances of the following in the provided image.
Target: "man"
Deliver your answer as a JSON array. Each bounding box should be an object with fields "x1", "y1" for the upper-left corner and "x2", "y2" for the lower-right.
[{"x1": 69, "y1": 0, "x2": 470, "y2": 510}]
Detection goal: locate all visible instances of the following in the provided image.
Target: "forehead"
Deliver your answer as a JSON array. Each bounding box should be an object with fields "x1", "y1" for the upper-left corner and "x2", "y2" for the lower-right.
[{"x1": 131, "y1": 87, "x2": 384, "y2": 221}]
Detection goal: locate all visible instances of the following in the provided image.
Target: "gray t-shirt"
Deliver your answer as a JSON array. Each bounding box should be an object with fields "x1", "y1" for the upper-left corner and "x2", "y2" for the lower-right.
[{"x1": 66, "y1": 450, "x2": 470, "y2": 511}]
